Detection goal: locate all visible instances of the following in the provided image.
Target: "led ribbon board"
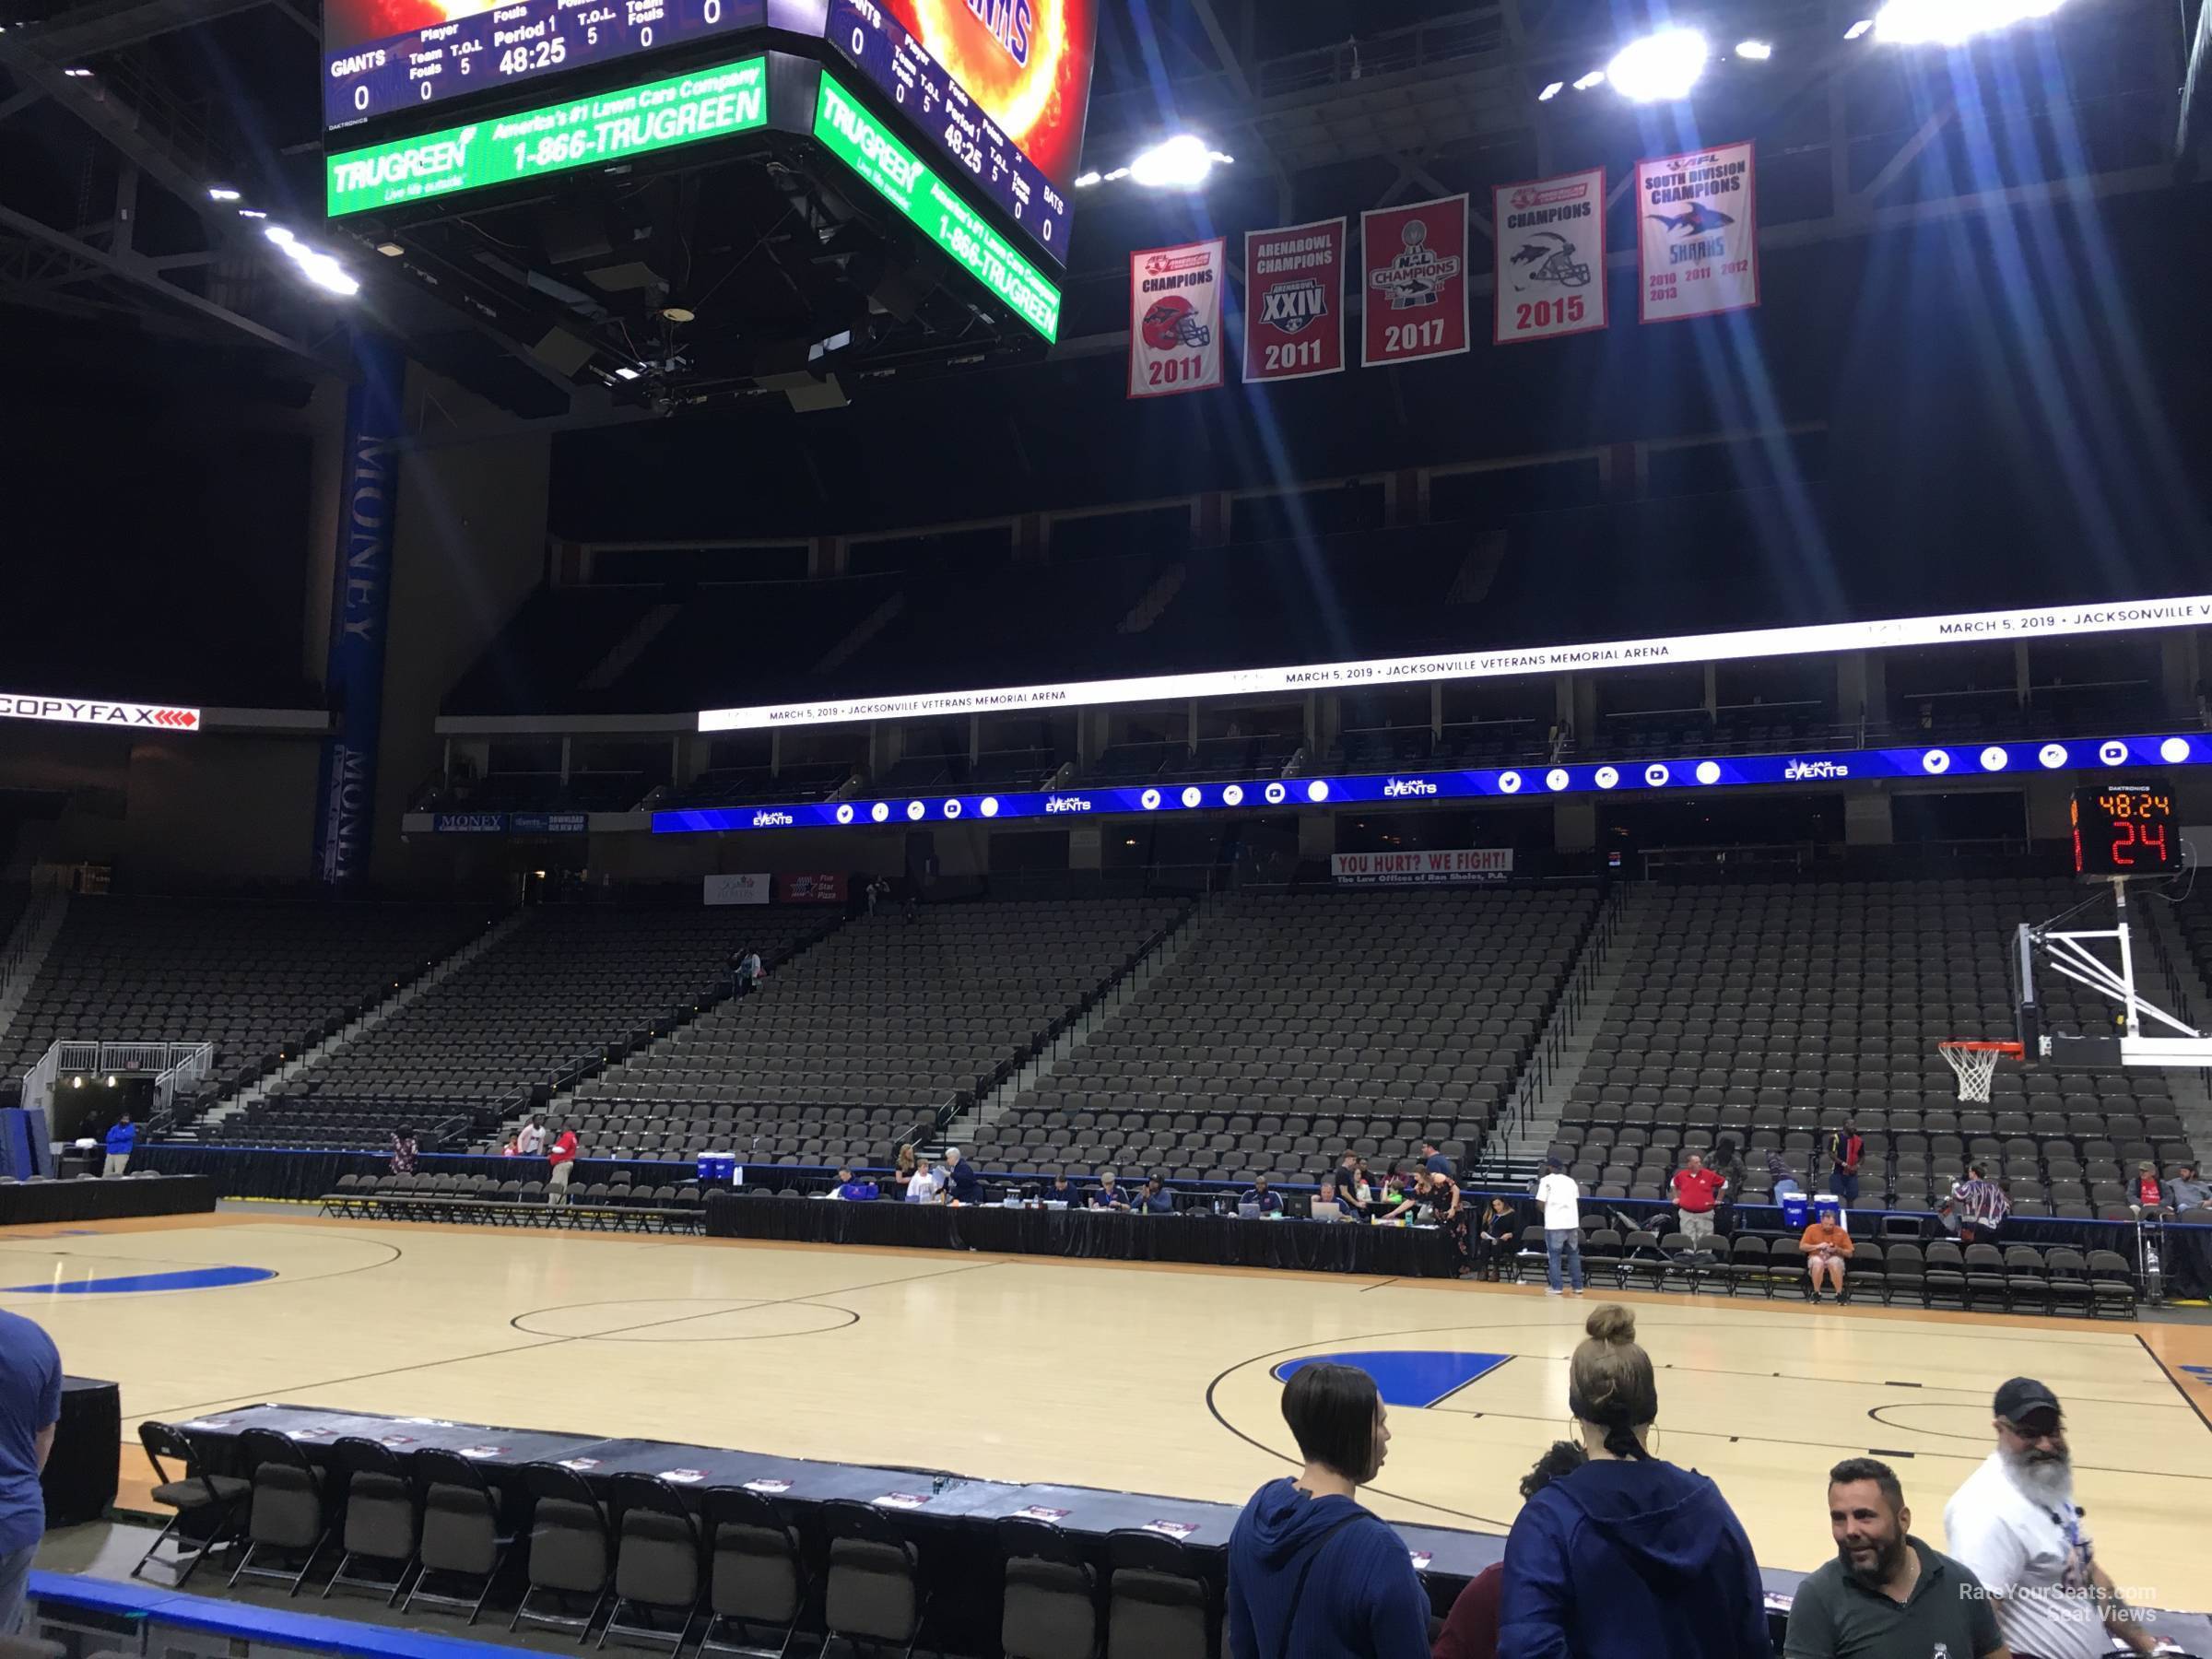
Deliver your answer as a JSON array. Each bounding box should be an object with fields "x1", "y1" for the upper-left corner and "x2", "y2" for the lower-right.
[
  {"x1": 654, "y1": 731, "x2": 2210, "y2": 834},
  {"x1": 812, "y1": 75, "x2": 1061, "y2": 340},
  {"x1": 325, "y1": 56, "x2": 769, "y2": 218},
  {"x1": 699, "y1": 594, "x2": 2212, "y2": 733}
]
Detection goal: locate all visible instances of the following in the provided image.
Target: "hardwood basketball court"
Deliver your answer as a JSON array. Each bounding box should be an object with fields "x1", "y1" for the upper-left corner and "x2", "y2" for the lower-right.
[{"x1": 6, "y1": 1211, "x2": 2208, "y2": 1612}]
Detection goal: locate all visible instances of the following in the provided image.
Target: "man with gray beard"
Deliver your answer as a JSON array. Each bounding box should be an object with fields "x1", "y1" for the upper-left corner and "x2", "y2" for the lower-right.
[{"x1": 1943, "y1": 1380, "x2": 2158, "y2": 1659}]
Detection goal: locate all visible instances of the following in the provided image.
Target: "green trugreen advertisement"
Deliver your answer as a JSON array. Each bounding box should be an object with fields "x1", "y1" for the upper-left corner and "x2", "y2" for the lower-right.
[
  {"x1": 812, "y1": 76, "x2": 1061, "y2": 342},
  {"x1": 326, "y1": 57, "x2": 768, "y2": 218}
]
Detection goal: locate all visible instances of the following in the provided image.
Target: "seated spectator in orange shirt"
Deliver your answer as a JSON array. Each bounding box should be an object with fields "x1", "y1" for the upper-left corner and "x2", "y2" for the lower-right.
[{"x1": 1801, "y1": 1209, "x2": 1854, "y2": 1300}]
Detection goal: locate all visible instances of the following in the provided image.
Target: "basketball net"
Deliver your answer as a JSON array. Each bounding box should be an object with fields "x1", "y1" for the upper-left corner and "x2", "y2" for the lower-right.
[{"x1": 1937, "y1": 1041, "x2": 2005, "y2": 1103}]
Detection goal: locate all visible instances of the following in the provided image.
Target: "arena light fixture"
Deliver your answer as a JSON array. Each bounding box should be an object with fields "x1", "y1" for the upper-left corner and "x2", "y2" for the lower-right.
[
  {"x1": 1073, "y1": 170, "x2": 1102, "y2": 188},
  {"x1": 238, "y1": 208, "x2": 267, "y2": 219},
  {"x1": 1874, "y1": 0, "x2": 2066, "y2": 43},
  {"x1": 1735, "y1": 38, "x2": 1772, "y2": 58},
  {"x1": 63, "y1": 65, "x2": 92, "y2": 76},
  {"x1": 1606, "y1": 27, "x2": 1710, "y2": 100},
  {"x1": 1571, "y1": 68, "x2": 1607, "y2": 90},
  {"x1": 265, "y1": 224, "x2": 359, "y2": 297},
  {"x1": 1129, "y1": 134, "x2": 1232, "y2": 189},
  {"x1": 1537, "y1": 80, "x2": 1565, "y2": 100},
  {"x1": 1843, "y1": 18, "x2": 1876, "y2": 36},
  {"x1": 207, "y1": 185, "x2": 241, "y2": 202}
]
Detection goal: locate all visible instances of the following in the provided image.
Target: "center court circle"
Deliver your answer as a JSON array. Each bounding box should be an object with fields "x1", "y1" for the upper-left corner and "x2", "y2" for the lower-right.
[{"x1": 512, "y1": 1298, "x2": 858, "y2": 1342}]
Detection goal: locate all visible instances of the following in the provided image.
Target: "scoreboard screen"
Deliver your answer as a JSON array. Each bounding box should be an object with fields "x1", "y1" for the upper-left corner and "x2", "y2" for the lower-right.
[
  {"x1": 828, "y1": 0, "x2": 1097, "y2": 266},
  {"x1": 324, "y1": 0, "x2": 768, "y2": 129},
  {"x1": 2071, "y1": 784, "x2": 2179, "y2": 877}
]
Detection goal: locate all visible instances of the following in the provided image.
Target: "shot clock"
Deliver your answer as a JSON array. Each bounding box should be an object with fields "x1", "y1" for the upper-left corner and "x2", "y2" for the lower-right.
[{"x1": 2070, "y1": 784, "x2": 2178, "y2": 877}]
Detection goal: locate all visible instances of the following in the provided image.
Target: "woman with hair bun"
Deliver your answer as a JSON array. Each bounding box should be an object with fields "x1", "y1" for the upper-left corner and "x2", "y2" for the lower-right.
[{"x1": 1499, "y1": 1306, "x2": 1771, "y2": 1659}]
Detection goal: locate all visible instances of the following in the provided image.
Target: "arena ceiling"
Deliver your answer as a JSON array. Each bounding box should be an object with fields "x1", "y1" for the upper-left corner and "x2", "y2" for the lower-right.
[{"x1": 0, "y1": 0, "x2": 2204, "y2": 424}]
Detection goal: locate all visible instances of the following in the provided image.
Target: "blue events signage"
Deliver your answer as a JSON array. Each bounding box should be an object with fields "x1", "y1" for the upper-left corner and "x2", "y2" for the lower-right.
[
  {"x1": 654, "y1": 730, "x2": 2212, "y2": 836},
  {"x1": 312, "y1": 334, "x2": 406, "y2": 888}
]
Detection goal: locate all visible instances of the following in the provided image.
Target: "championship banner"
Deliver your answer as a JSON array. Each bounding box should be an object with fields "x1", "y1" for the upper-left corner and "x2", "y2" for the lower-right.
[
  {"x1": 1128, "y1": 239, "x2": 1226, "y2": 399},
  {"x1": 1494, "y1": 170, "x2": 1607, "y2": 344},
  {"x1": 1333, "y1": 848, "x2": 1514, "y2": 887},
  {"x1": 1242, "y1": 218, "x2": 1347, "y2": 382},
  {"x1": 1360, "y1": 194, "x2": 1470, "y2": 366},
  {"x1": 1635, "y1": 142, "x2": 1758, "y2": 323}
]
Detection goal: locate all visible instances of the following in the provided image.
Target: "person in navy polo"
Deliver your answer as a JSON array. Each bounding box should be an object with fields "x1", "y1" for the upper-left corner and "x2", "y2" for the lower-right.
[
  {"x1": 1242, "y1": 1175, "x2": 1286, "y2": 1216},
  {"x1": 1089, "y1": 1168, "x2": 1131, "y2": 1210}
]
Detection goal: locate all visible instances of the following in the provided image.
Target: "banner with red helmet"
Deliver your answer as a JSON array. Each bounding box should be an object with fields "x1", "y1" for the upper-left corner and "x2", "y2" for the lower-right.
[
  {"x1": 1493, "y1": 169, "x2": 1608, "y2": 344},
  {"x1": 1128, "y1": 239, "x2": 1227, "y2": 399},
  {"x1": 1242, "y1": 218, "x2": 1347, "y2": 382},
  {"x1": 1360, "y1": 195, "x2": 1470, "y2": 367},
  {"x1": 1635, "y1": 142, "x2": 1759, "y2": 323}
]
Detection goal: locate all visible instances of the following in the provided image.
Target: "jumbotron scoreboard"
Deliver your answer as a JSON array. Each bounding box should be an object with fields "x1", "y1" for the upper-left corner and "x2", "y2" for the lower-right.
[{"x1": 323, "y1": 0, "x2": 1095, "y2": 338}]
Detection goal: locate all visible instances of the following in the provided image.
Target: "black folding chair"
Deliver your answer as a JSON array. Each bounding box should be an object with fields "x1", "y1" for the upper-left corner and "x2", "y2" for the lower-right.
[
  {"x1": 132, "y1": 1422, "x2": 249, "y2": 1587},
  {"x1": 601, "y1": 1474, "x2": 705, "y2": 1653},
  {"x1": 324, "y1": 1437, "x2": 419, "y2": 1604},
  {"x1": 229, "y1": 1428, "x2": 333, "y2": 1595},
  {"x1": 403, "y1": 1448, "x2": 514, "y2": 1624},
  {"x1": 699, "y1": 1486, "x2": 811, "y2": 1659}
]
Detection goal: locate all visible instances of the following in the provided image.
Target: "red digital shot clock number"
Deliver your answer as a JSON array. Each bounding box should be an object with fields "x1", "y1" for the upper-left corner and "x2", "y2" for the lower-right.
[{"x1": 2070, "y1": 784, "x2": 2177, "y2": 877}]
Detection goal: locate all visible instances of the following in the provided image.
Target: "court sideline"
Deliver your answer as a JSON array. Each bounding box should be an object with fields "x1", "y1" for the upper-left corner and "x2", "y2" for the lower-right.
[{"x1": 4, "y1": 1212, "x2": 2208, "y2": 1609}]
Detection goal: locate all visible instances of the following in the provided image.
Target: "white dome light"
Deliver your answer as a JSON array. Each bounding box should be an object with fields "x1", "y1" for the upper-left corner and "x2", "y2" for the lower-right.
[{"x1": 1606, "y1": 28, "x2": 1709, "y2": 101}]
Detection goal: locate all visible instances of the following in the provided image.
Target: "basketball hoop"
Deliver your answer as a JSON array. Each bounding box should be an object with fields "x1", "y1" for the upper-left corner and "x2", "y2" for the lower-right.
[{"x1": 1937, "y1": 1040, "x2": 2023, "y2": 1104}]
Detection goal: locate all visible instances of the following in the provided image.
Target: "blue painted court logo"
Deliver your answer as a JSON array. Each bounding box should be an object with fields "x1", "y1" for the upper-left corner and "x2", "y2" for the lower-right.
[
  {"x1": 2182, "y1": 1365, "x2": 2212, "y2": 1389},
  {"x1": 1273, "y1": 1350, "x2": 1511, "y2": 1409},
  {"x1": 3, "y1": 1265, "x2": 276, "y2": 1295}
]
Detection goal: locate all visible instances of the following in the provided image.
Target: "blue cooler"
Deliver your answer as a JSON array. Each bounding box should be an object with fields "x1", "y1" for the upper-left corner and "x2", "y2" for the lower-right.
[
  {"x1": 697, "y1": 1152, "x2": 737, "y2": 1185},
  {"x1": 1780, "y1": 1192, "x2": 1811, "y2": 1229}
]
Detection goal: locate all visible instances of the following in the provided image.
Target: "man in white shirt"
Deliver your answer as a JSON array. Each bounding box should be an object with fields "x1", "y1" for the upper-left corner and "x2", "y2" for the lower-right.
[
  {"x1": 1535, "y1": 1157, "x2": 1585, "y2": 1297},
  {"x1": 1943, "y1": 1379, "x2": 2158, "y2": 1659},
  {"x1": 515, "y1": 1116, "x2": 545, "y2": 1157}
]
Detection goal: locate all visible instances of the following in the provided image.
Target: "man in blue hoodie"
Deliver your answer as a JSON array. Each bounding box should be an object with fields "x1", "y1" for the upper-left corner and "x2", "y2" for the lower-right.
[
  {"x1": 1500, "y1": 1306, "x2": 1771, "y2": 1659},
  {"x1": 1229, "y1": 1362, "x2": 1430, "y2": 1659},
  {"x1": 102, "y1": 1112, "x2": 135, "y2": 1177}
]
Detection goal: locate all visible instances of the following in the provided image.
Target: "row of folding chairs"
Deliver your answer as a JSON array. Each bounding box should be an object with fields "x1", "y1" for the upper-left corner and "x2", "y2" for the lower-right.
[
  {"x1": 135, "y1": 1423, "x2": 1217, "y2": 1659},
  {"x1": 1512, "y1": 1230, "x2": 2138, "y2": 1315},
  {"x1": 321, "y1": 1174, "x2": 704, "y2": 1232}
]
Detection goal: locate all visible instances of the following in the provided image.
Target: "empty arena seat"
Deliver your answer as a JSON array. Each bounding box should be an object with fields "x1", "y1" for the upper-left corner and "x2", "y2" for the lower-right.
[
  {"x1": 214, "y1": 903, "x2": 824, "y2": 1149},
  {"x1": 549, "y1": 896, "x2": 1185, "y2": 1168},
  {"x1": 1537, "y1": 876, "x2": 2198, "y2": 1212},
  {"x1": 0, "y1": 896, "x2": 490, "y2": 1093},
  {"x1": 997, "y1": 886, "x2": 1594, "y2": 1185}
]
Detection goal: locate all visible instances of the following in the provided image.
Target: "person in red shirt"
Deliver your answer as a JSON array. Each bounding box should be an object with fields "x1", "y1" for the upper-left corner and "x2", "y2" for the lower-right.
[
  {"x1": 1433, "y1": 1441, "x2": 1587, "y2": 1659},
  {"x1": 2132, "y1": 1162, "x2": 2165, "y2": 1218},
  {"x1": 1669, "y1": 1153, "x2": 1726, "y2": 1249},
  {"x1": 546, "y1": 1124, "x2": 580, "y2": 1206}
]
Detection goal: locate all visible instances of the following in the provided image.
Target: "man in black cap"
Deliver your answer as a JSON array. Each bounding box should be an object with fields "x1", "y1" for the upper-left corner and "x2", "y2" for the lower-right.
[
  {"x1": 1943, "y1": 1379, "x2": 2159, "y2": 1659},
  {"x1": 1784, "y1": 1457, "x2": 2006, "y2": 1659}
]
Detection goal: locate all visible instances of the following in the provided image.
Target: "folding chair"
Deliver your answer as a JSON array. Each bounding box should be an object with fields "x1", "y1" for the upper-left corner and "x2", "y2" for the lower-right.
[
  {"x1": 601, "y1": 1474, "x2": 705, "y2": 1653},
  {"x1": 699, "y1": 1486, "x2": 811, "y2": 1659},
  {"x1": 229, "y1": 1429, "x2": 332, "y2": 1595},
  {"x1": 133, "y1": 1422, "x2": 248, "y2": 1587}
]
